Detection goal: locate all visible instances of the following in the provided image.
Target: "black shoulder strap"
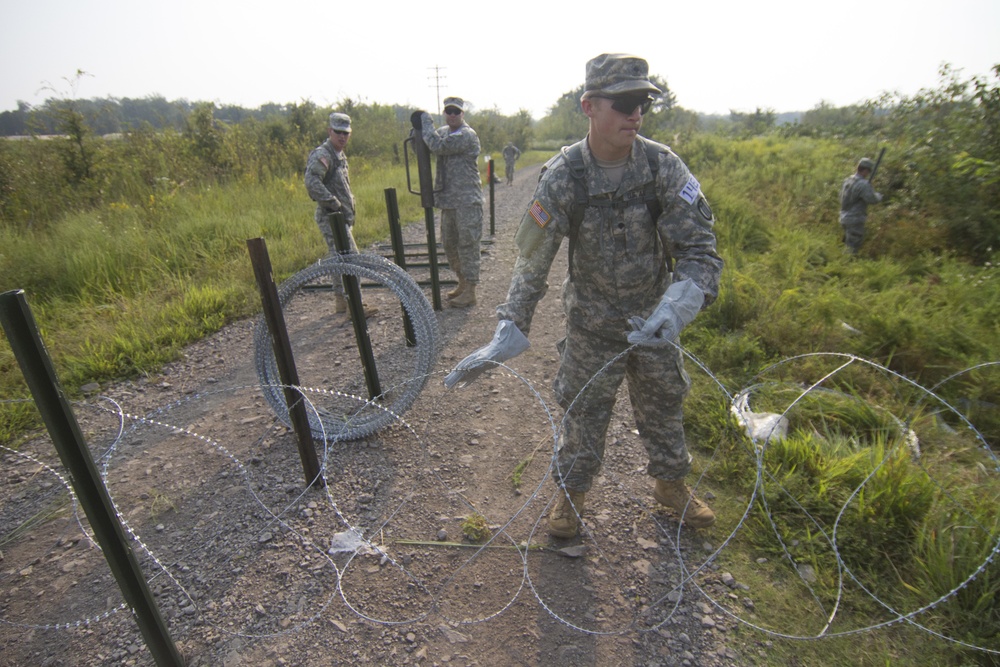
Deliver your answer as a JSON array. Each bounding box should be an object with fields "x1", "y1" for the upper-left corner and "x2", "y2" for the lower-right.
[
  {"x1": 562, "y1": 143, "x2": 588, "y2": 208},
  {"x1": 563, "y1": 143, "x2": 588, "y2": 281},
  {"x1": 642, "y1": 140, "x2": 672, "y2": 274},
  {"x1": 643, "y1": 140, "x2": 662, "y2": 221}
]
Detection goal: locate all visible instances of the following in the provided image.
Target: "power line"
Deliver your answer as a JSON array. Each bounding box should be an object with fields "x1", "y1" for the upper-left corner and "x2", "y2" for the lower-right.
[{"x1": 427, "y1": 65, "x2": 446, "y2": 118}]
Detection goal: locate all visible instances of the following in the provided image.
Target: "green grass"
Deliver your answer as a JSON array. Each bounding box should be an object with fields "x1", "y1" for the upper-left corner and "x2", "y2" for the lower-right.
[
  {"x1": 0, "y1": 160, "x2": 426, "y2": 438},
  {"x1": 671, "y1": 132, "x2": 1000, "y2": 662}
]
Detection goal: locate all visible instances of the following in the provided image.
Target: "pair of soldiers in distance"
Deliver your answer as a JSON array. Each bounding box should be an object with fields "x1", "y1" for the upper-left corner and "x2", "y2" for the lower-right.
[{"x1": 306, "y1": 97, "x2": 483, "y2": 310}]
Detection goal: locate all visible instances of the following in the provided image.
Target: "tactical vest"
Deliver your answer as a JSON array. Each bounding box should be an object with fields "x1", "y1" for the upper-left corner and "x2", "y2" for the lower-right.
[{"x1": 556, "y1": 139, "x2": 667, "y2": 280}]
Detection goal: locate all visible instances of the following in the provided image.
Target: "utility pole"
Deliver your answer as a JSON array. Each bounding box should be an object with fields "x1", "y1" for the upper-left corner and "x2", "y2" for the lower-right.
[{"x1": 428, "y1": 65, "x2": 446, "y2": 118}]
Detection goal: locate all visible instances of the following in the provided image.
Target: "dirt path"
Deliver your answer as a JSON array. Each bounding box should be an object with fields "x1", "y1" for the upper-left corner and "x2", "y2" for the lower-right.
[{"x1": 0, "y1": 164, "x2": 749, "y2": 666}]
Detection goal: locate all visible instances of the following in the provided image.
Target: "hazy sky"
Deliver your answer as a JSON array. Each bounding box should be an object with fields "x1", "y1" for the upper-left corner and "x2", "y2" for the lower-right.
[{"x1": 2, "y1": 0, "x2": 998, "y2": 119}]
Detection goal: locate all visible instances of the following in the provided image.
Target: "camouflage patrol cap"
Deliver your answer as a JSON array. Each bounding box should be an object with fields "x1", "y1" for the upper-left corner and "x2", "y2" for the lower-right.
[
  {"x1": 857, "y1": 157, "x2": 875, "y2": 170},
  {"x1": 328, "y1": 112, "x2": 351, "y2": 132},
  {"x1": 443, "y1": 96, "x2": 466, "y2": 112},
  {"x1": 584, "y1": 53, "x2": 661, "y2": 96}
]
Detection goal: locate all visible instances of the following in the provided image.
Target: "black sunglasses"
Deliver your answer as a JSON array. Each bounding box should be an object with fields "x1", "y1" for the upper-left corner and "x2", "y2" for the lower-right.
[
  {"x1": 607, "y1": 95, "x2": 654, "y2": 116},
  {"x1": 444, "y1": 107, "x2": 463, "y2": 115},
  {"x1": 332, "y1": 129, "x2": 350, "y2": 136}
]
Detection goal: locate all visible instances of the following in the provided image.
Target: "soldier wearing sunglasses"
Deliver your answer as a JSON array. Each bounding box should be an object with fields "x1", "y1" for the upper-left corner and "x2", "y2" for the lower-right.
[
  {"x1": 444, "y1": 54, "x2": 723, "y2": 538},
  {"x1": 416, "y1": 96, "x2": 484, "y2": 308}
]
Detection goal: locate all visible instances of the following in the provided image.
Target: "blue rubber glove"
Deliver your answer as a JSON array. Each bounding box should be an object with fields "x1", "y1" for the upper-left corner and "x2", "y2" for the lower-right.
[
  {"x1": 627, "y1": 279, "x2": 704, "y2": 347},
  {"x1": 444, "y1": 320, "x2": 530, "y2": 389}
]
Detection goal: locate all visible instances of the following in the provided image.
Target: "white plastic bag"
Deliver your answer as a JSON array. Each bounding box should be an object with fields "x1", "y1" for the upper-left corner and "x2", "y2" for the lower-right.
[{"x1": 731, "y1": 392, "x2": 788, "y2": 444}]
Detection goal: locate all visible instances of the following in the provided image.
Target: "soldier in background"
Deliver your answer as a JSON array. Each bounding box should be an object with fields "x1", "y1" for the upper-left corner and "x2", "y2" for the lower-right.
[
  {"x1": 444, "y1": 54, "x2": 723, "y2": 538},
  {"x1": 418, "y1": 97, "x2": 484, "y2": 308},
  {"x1": 502, "y1": 141, "x2": 521, "y2": 185},
  {"x1": 304, "y1": 112, "x2": 377, "y2": 317},
  {"x1": 839, "y1": 157, "x2": 884, "y2": 254}
]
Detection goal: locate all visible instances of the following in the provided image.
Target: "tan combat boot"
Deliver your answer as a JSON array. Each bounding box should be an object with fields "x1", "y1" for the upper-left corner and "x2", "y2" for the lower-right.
[
  {"x1": 548, "y1": 489, "x2": 586, "y2": 539},
  {"x1": 334, "y1": 293, "x2": 379, "y2": 318},
  {"x1": 653, "y1": 479, "x2": 715, "y2": 528},
  {"x1": 448, "y1": 283, "x2": 476, "y2": 308},
  {"x1": 447, "y1": 275, "x2": 467, "y2": 300}
]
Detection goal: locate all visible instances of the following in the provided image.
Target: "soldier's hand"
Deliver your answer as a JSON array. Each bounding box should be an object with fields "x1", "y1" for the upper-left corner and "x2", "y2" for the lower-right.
[
  {"x1": 626, "y1": 279, "x2": 704, "y2": 348},
  {"x1": 411, "y1": 110, "x2": 428, "y2": 125},
  {"x1": 321, "y1": 198, "x2": 342, "y2": 213},
  {"x1": 444, "y1": 320, "x2": 530, "y2": 389}
]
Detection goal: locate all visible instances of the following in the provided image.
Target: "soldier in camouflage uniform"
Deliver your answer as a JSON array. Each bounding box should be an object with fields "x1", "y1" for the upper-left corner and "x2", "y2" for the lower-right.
[
  {"x1": 444, "y1": 54, "x2": 723, "y2": 538},
  {"x1": 839, "y1": 157, "x2": 883, "y2": 254},
  {"x1": 418, "y1": 97, "x2": 484, "y2": 307},
  {"x1": 502, "y1": 141, "x2": 521, "y2": 185},
  {"x1": 304, "y1": 112, "x2": 377, "y2": 317}
]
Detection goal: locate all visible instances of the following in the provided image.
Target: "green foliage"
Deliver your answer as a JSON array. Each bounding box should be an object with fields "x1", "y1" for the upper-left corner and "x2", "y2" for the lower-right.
[
  {"x1": 0, "y1": 159, "x2": 427, "y2": 404},
  {"x1": 670, "y1": 111, "x2": 999, "y2": 663},
  {"x1": 728, "y1": 107, "x2": 777, "y2": 138},
  {"x1": 511, "y1": 450, "x2": 539, "y2": 490},
  {"x1": 460, "y1": 513, "x2": 491, "y2": 543},
  {"x1": 911, "y1": 502, "x2": 1000, "y2": 644},
  {"x1": 534, "y1": 84, "x2": 589, "y2": 145},
  {"x1": 53, "y1": 100, "x2": 98, "y2": 186},
  {"x1": 467, "y1": 107, "x2": 534, "y2": 156},
  {"x1": 780, "y1": 101, "x2": 879, "y2": 139},
  {"x1": 335, "y1": 99, "x2": 410, "y2": 159},
  {"x1": 718, "y1": 393, "x2": 937, "y2": 593},
  {"x1": 864, "y1": 64, "x2": 1000, "y2": 262},
  {"x1": 184, "y1": 102, "x2": 227, "y2": 176}
]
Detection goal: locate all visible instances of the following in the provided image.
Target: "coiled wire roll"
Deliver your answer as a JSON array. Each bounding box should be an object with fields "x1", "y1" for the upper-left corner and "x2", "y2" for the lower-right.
[{"x1": 253, "y1": 253, "x2": 438, "y2": 441}]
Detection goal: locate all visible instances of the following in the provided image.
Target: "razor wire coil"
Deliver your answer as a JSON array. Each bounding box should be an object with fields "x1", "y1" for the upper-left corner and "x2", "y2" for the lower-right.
[{"x1": 252, "y1": 253, "x2": 438, "y2": 441}]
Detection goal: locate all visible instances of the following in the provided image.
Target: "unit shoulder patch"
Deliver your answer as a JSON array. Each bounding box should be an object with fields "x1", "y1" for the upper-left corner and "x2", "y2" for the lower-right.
[{"x1": 697, "y1": 197, "x2": 713, "y2": 221}]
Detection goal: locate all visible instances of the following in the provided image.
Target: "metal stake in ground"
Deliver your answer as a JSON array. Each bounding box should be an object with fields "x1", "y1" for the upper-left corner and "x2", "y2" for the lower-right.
[
  {"x1": 404, "y1": 111, "x2": 444, "y2": 310},
  {"x1": 329, "y1": 211, "x2": 383, "y2": 400},
  {"x1": 488, "y1": 156, "x2": 496, "y2": 236},
  {"x1": 384, "y1": 187, "x2": 418, "y2": 347},
  {"x1": 246, "y1": 237, "x2": 324, "y2": 486},
  {"x1": 0, "y1": 289, "x2": 185, "y2": 667}
]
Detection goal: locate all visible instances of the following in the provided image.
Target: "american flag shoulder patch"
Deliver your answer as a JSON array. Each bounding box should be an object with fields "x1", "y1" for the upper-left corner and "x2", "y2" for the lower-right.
[
  {"x1": 679, "y1": 175, "x2": 700, "y2": 205},
  {"x1": 528, "y1": 200, "x2": 551, "y2": 228}
]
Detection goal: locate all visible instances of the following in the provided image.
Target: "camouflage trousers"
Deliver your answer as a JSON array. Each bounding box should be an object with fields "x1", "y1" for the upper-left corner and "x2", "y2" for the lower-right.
[
  {"x1": 440, "y1": 205, "x2": 483, "y2": 284},
  {"x1": 553, "y1": 325, "x2": 692, "y2": 492},
  {"x1": 840, "y1": 217, "x2": 866, "y2": 254},
  {"x1": 315, "y1": 209, "x2": 359, "y2": 295}
]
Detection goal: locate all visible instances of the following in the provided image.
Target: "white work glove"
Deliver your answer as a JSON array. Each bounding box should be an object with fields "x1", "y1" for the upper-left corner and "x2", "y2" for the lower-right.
[
  {"x1": 626, "y1": 279, "x2": 704, "y2": 347},
  {"x1": 444, "y1": 320, "x2": 530, "y2": 389}
]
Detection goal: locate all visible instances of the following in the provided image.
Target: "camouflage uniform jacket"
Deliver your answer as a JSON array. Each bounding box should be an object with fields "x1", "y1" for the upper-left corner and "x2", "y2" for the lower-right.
[
  {"x1": 305, "y1": 139, "x2": 355, "y2": 225},
  {"x1": 420, "y1": 116, "x2": 483, "y2": 208},
  {"x1": 497, "y1": 136, "x2": 723, "y2": 337},
  {"x1": 502, "y1": 144, "x2": 521, "y2": 165},
  {"x1": 839, "y1": 174, "x2": 882, "y2": 224}
]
